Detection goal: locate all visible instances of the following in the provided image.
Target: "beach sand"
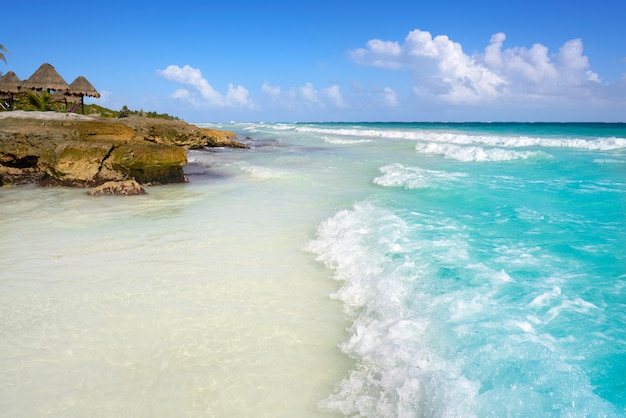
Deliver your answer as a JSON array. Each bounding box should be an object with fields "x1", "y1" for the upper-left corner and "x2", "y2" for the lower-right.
[{"x1": 0, "y1": 120, "x2": 354, "y2": 416}]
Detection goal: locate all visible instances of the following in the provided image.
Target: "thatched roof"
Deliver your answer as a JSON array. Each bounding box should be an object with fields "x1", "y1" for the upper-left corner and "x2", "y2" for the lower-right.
[
  {"x1": 22, "y1": 63, "x2": 69, "y2": 92},
  {"x1": 67, "y1": 76, "x2": 100, "y2": 98},
  {"x1": 52, "y1": 91, "x2": 81, "y2": 103},
  {"x1": 0, "y1": 71, "x2": 21, "y2": 94}
]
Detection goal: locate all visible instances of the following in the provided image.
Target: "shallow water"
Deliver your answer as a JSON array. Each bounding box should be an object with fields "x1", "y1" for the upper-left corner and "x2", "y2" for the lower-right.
[
  {"x1": 0, "y1": 176, "x2": 352, "y2": 416},
  {"x1": 1, "y1": 121, "x2": 625, "y2": 417}
]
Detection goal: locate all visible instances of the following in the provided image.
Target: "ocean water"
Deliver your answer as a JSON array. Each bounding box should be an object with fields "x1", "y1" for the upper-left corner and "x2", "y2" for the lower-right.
[{"x1": 1, "y1": 121, "x2": 625, "y2": 417}]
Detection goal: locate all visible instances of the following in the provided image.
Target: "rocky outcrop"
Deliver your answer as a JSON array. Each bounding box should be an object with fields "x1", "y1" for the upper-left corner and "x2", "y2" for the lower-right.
[
  {"x1": 105, "y1": 142, "x2": 188, "y2": 184},
  {"x1": 117, "y1": 116, "x2": 247, "y2": 149},
  {"x1": 88, "y1": 180, "x2": 146, "y2": 196},
  {"x1": 0, "y1": 112, "x2": 248, "y2": 187}
]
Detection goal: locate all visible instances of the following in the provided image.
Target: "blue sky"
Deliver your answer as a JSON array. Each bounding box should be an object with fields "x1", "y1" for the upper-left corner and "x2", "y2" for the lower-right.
[{"x1": 3, "y1": 0, "x2": 626, "y2": 122}]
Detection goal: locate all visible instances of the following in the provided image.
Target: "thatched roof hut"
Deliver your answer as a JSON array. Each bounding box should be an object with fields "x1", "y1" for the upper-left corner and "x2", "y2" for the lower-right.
[
  {"x1": 22, "y1": 63, "x2": 69, "y2": 92},
  {"x1": 0, "y1": 71, "x2": 22, "y2": 109},
  {"x1": 67, "y1": 76, "x2": 100, "y2": 99},
  {"x1": 66, "y1": 76, "x2": 100, "y2": 114},
  {"x1": 0, "y1": 71, "x2": 21, "y2": 94}
]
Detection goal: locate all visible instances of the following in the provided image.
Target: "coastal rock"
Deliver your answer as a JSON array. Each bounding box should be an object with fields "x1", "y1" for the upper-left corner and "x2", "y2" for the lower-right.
[
  {"x1": 198, "y1": 127, "x2": 250, "y2": 149},
  {"x1": 0, "y1": 111, "x2": 248, "y2": 187},
  {"x1": 38, "y1": 141, "x2": 115, "y2": 186},
  {"x1": 0, "y1": 165, "x2": 43, "y2": 185},
  {"x1": 105, "y1": 142, "x2": 188, "y2": 184},
  {"x1": 88, "y1": 180, "x2": 146, "y2": 196},
  {"x1": 115, "y1": 116, "x2": 247, "y2": 149}
]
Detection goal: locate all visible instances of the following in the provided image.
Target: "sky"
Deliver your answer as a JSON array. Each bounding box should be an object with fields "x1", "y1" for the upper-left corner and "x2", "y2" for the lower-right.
[{"x1": 2, "y1": 0, "x2": 626, "y2": 122}]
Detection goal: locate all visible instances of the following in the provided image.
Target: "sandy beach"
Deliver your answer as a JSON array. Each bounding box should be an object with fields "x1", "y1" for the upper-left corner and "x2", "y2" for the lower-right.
[{"x1": 2, "y1": 120, "x2": 625, "y2": 416}]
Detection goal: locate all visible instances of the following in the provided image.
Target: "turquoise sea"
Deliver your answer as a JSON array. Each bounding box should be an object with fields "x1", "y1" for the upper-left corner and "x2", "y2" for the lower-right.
[{"x1": 1, "y1": 121, "x2": 625, "y2": 416}]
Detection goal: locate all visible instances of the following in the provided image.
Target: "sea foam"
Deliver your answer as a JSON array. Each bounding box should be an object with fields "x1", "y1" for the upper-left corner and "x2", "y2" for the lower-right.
[
  {"x1": 373, "y1": 163, "x2": 466, "y2": 189},
  {"x1": 306, "y1": 191, "x2": 622, "y2": 417},
  {"x1": 414, "y1": 143, "x2": 548, "y2": 161},
  {"x1": 306, "y1": 201, "x2": 481, "y2": 416},
  {"x1": 295, "y1": 125, "x2": 626, "y2": 150}
]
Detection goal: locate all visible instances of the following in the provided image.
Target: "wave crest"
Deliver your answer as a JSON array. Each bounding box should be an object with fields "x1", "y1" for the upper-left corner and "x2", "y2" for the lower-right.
[
  {"x1": 415, "y1": 143, "x2": 549, "y2": 161},
  {"x1": 295, "y1": 126, "x2": 626, "y2": 150},
  {"x1": 374, "y1": 163, "x2": 466, "y2": 188}
]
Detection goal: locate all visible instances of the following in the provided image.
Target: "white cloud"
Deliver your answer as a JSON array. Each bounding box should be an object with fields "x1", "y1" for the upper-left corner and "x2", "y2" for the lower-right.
[
  {"x1": 262, "y1": 81, "x2": 281, "y2": 98},
  {"x1": 299, "y1": 82, "x2": 320, "y2": 104},
  {"x1": 225, "y1": 83, "x2": 251, "y2": 107},
  {"x1": 323, "y1": 84, "x2": 346, "y2": 108},
  {"x1": 350, "y1": 29, "x2": 602, "y2": 105},
  {"x1": 262, "y1": 81, "x2": 349, "y2": 109},
  {"x1": 369, "y1": 39, "x2": 402, "y2": 56},
  {"x1": 383, "y1": 87, "x2": 398, "y2": 107},
  {"x1": 157, "y1": 64, "x2": 254, "y2": 108},
  {"x1": 556, "y1": 39, "x2": 598, "y2": 84},
  {"x1": 171, "y1": 89, "x2": 190, "y2": 99}
]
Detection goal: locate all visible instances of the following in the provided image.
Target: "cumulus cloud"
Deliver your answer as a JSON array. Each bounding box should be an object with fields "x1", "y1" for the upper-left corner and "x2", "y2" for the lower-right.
[
  {"x1": 350, "y1": 29, "x2": 602, "y2": 105},
  {"x1": 323, "y1": 84, "x2": 346, "y2": 108},
  {"x1": 157, "y1": 65, "x2": 255, "y2": 108},
  {"x1": 299, "y1": 82, "x2": 321, "y2": 104},
  {"x1": 262, "y1": 81, "x2": 281, "y2": 98},
  {"x1": 262, "y1": 81, "x2": 347, "y2": 109}
]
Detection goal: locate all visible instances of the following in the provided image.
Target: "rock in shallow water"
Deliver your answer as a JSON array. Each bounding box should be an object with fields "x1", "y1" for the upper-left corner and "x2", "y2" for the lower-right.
[{"x1": 88, "y1": 180, "x2": 146, "y2": 196}]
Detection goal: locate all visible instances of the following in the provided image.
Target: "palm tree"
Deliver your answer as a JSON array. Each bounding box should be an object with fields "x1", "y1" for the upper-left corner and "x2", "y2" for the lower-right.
[
  {"x1": 0, "y1": 43, "x2": 7, "y2": 64},
  {"x1": 0, "y1": 43, "x2": 7, "y2": 77},
  {"x1": 26, "y1": 91, "x2": 60, "y2": 111}
]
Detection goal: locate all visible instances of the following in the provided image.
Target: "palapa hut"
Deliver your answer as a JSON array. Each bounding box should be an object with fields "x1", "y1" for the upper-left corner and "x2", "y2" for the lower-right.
[
  {"x1": 22, "y1": 63, "x2": 69, "y2": 93},
  {"x1": 66, "y1": 76, "x2": 100, "y2": 114},
  {"x1": 0, "y1": 71, "x2": 21, "y2": 109}
]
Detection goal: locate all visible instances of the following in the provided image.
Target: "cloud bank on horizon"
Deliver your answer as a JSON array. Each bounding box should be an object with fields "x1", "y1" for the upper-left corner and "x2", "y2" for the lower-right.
[{"x1": 155, "y1": 28, "x2": 624, "y2": 121}]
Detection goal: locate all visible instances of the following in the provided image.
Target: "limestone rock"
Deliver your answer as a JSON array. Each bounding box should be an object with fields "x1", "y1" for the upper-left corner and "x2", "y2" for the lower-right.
[
  {"x1": 198, "y1": 127, "x2": 249, "y2": 148},
  {"x1": 88, "y1": 180, "x2": 146, "y2": 196},
  {"x1": 105, "y1": 142, "x2": 188, "y2": 184},
  {"x1": 115, "y1": 116, "x2": 248, "y2": 149},
  {"x1": 38, "y1": 141, "x2": 115, "y2": 187},
  {"x1": 0, "y1": 112, "x2": 246, "y2": 187}
]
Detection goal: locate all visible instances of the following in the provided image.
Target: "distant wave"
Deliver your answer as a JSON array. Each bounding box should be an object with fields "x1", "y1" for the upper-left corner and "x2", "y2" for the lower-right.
[
  {"x1": 323, "y1": 136, "x2": 373, "y2": 145},
  {"x1": 593, "y1": 158, "x2": 625, "y2": 164},
  {"x1": 422, "y1": 132, "x2": 626, "y2": 151},
  {"x1": 295, "y1": 126, "x2": 626, "y2": 150},
  {"x1": 415, "y1": 143, "x2": 549, "y2": 162},
  {"x1": 276, "y1": 124, "x2": 299, "y2": 131}
]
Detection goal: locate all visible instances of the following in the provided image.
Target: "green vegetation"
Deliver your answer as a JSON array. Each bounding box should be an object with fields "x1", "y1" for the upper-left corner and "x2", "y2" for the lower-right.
[
  {"x1": 25, "y1": 91, "x2": 62, "y2": 112},
  {"x1": 0, "y1": 43, "x2": 7, "y2": 77},
  {"x1": 0, "y1": 43, "x2": 7, "y2": 64},
  {"x1": 2, "y1": 93, "x2": 181, "y2": 121},
  {"x1": 117, "y1": 105, "x2": 180, "y2": 121}
]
